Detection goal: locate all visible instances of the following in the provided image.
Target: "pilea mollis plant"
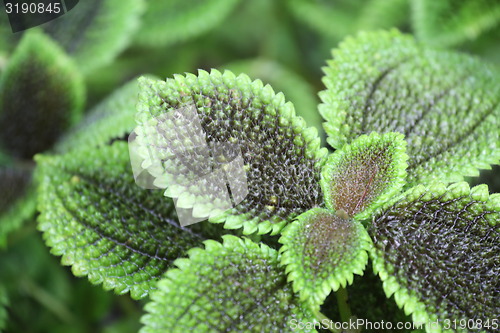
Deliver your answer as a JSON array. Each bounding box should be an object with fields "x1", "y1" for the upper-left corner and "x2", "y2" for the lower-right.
[{"x1": 16, "y1": 28, "x2": 499, "y2": 332}]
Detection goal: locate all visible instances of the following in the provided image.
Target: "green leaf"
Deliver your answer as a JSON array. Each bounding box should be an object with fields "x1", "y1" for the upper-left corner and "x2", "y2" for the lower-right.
[
  {"x1": 223, "y1": 59, "x2": 324, "y2": 137},
  {"x1": 0, "y1": 163, "x2": 36, "y2": 247},
  {"x1": 412, "y1": 0, "x2": 500, "y2": 47},
  {"x1": 321, "y1": 132, "x2": 408, "y2": 219},
  {"x1": 370, "y1": 182, "x2": 499, "y2": 331},
  {"x1": 0, "y1": 31, "x2": 84, "y2": 159},
  {"x1": 286, "y1": 0, "x2": 362, "y2": 40},
  {"x1": 42, "y1": 0, "x2": 144, "y2": 74},
  {"x1": 0, "y1": 285, "x2": 7, "y2": 332},
  {"x1": 134, "y1": 0, "x2": 241, "y2": 47},
  {"x1": 279, "y1": 208, "x2": 371, "y2": 307},
  {"x1": 55, "y1": 77, "x2": 147, "y2": 153},
  {"x1": 135, "y1": 71, "x2": 327, "y2": 235},
  {"x1": 36, "y1": 142, "x2": 228, "y2": 299},
  {"x1": 320, "y1": 30, "x2": 500, "y2": 186},
  {"x1": 356, "y1": 0, "x2": 409, "y2": 31},
  {"x1": 141, "y1": 235, "x2": 317, "y2": 332}
]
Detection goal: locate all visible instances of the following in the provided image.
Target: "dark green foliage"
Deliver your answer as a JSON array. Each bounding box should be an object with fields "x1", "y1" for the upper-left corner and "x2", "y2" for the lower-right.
[
  {"x1": 370, "y1": 182, "x2": 499, "y2": 330},
  {"x1": 321, "y1": 30, "x2": 500, "y2": 186},
  {"x1": 135, "y1": 0, "x2": 241, "y2": 47},
  {"x1": 42, "y1": 0, "x2": 144, "y2": 74},
  {"x1": 0, "y1": 31, "x2": 84, "y2": 159},
  {"x1": 412, "y1": 0, "x2": 500, "y2": 47},
  {"x1": 36, "y1": 142, "x2": 228, "y2": 299},
  {"x1": 55, "y1": 77, "x2": 145, "y2": 153},
  {"x1": 141, "y1": 235, "x2": 317, "y2": 332},
  {"x1": 136, "y1": 71, "x2": 327, "y2": 235}
]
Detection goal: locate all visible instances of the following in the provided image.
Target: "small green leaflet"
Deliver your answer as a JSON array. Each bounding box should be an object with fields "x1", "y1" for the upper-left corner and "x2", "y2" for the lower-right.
[
  {"x1": 320, "y1": 30, "x2": 500, "y2": 186},
  {"x1": 134, "y1": 0, "x2": 241, "y2": 47},
  {"x1": 135, "y1": 70, "x2": 327, "y2": 235},
  {"x1": 321, "y1": 132, "x2": 408, "y2": 220},
  {"x1": 141, "y1": 235, "x2": 317, "y2": 333},
  {"x1": 279, "y1": 208, "x2": 371, "y2": 307},
  {"x1": 36, "y1": 142, "x2": 228, "y2": 299},
  {"x1": 370, "y1": 182, "x2": 499, "y2": 331},
  {"x1": 0, "y1": 31, "x2": 84, "y2": 159}
]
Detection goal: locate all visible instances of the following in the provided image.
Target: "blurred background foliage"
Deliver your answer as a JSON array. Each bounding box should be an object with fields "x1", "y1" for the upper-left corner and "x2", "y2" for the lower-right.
[{"x1": 0, "y1": 0, "x2": 499, "y2": 332}]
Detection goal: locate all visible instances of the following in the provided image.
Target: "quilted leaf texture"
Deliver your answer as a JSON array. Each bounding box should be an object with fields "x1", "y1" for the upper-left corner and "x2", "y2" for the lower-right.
[
  {"x1": 36, "y1": 142, "x2": 228, "y2": 299},
  {"x1": 370, "y1": 182, "x2": 499, "y2": 332},
  {"x1": 141, "y1": 235, "x2": 317, "y2": 333},
  {"x1": 135, "y1": 71, "x2": 327, "y2": 235},
  {"x1": 320, "y1": 30, "x2": 500, "y2": 186},
  {"x1": 0, "y1": 31, "x2": 84, "y2": 159}
]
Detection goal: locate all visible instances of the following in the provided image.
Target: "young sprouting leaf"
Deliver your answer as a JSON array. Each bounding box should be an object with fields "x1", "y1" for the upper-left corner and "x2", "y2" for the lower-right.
[
  {"x1": 279, "y1": 208, "x2": 371, "y2": 307},
  {"x1": 42, "y1": 0, "x2": 144, "y2": 74},
  {"x1": 320, "y1": 30, "x2": 500, "y2": 186},
  {"x1": 134, "y1": 0, "x2": 240, "y2": 47},
  {"x1": 141, "y1": 235, "x2": 317, "y2": 332},
  {"x1": 55, "y1": 77, "x2": 149, "y2": 153},
  {"x1": 321, "y1": 132, "x2": 408, "y2": 220},
  {"x1": 0, "y1": 164, "x2": 36, "y2": 247},
  {"x1": 412, "y1": 0, "x2": 500, "y2": 47},
  {"x1": 370, "y1": 182, "x2": 499, "y2": 331},
  {"x1": 36, "y1": 142, "x2": 229, "y2": 300},
  {"x1": 135, "y1": 71, "x2": 327, "y2": 235},
  {"x1": 0, "y1": 31, "x2": 84, "y2": 159}
]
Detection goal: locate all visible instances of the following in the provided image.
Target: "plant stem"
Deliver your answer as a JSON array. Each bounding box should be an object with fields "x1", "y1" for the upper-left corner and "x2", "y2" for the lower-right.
[
  {"x1": 313, "y1": 309, "x2": 341, "y2": 333},
  {"x1": 336, "y1": 287, "x2": 352, "y2": 323}
]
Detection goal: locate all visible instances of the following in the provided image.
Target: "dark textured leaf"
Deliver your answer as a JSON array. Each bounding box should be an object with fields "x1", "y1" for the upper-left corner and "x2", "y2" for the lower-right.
[
  {"x1": 134, "y1": 0, "x2": 240, "y2": 47},
  {"x1": 412, "y1": 0, "x2": 500, "y2": 47},
  {"x1": 42, "y1": 0, "x2": 144, "y2": 74},
  {"x1": 320, "y1": 30, "x2": 500, "y2": 186},
  {"x1": 370, "y1": 182, "x2": 499, "y2": 330},
  {"x1": 141, "y1": 235, "x2": 317, "y2": 332},
  {"x1": 321, "y1": 132, "x2": 408, "y2": 219},
  {"x1": 55, "y1": 77, "x2": 146, "y2": 153},
  {"x1": 279, "y1": 208, "x2": 371, "y2": 306},
  {"x1": 0, "y1": 31, "x2": 84, "y2": 159},
  {"x1": 135, "y1": 71, "x2": 327, "y2": 235},
  {"x1": 36, "y1": 142, "x2": 228, "y2": 299}
]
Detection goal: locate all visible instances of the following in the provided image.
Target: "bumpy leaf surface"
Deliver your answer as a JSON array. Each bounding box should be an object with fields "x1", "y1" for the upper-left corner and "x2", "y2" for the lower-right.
[
  {"x1": 321, "y1": 132, "x2": 408, "y2": 219},
  {"x1": 134, "y1": 0, "x2": 240, "y2": 47},
  {"x1": 279, "y1": 208, "x2": 371, "y2": 306},
  {"x1": 412, "y1": 0, "x2": 500, "y2": 47},
  {"x1": 141, "y1": 235, "x2": 317, "y2": 332},
  {"x1": 42, "y1": 0, "x2": 144, "y2": 73},
  {"x1": 320, "y1": 30, "x2": 500, "y2": 186},
  {"x1": 370, "y1": 182, "x2": 499, "y2": 331},
  {"x1": 0, "y1": 31, "x2": 84, "y2": 159},
  {"x1": 135, "y1": 71, "x2": 327, "y2": 235},
  {"x1": 36, "y1": 142, "x2": 228, "y2": 299}
]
